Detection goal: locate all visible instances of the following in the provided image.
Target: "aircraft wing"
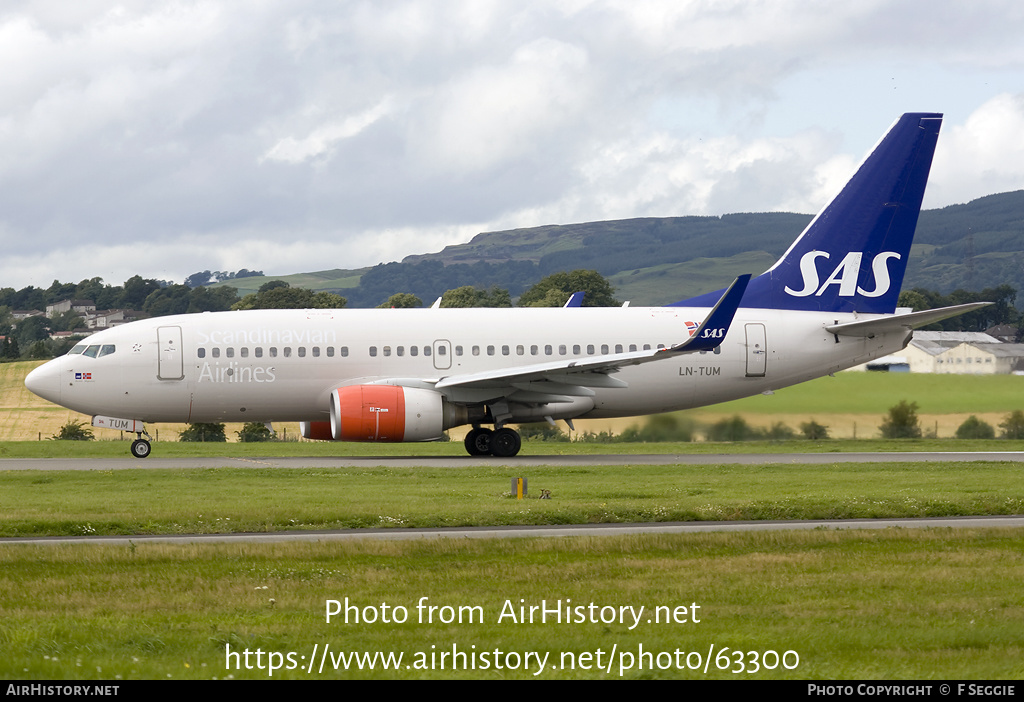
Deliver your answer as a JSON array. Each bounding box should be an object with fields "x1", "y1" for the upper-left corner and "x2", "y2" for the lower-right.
[
  {"x1": 434, "y1": 275, "x2": 750, "y2": 394},
  {"x1": 825, "y1": 302, "x2": 992, "y2": 338}
]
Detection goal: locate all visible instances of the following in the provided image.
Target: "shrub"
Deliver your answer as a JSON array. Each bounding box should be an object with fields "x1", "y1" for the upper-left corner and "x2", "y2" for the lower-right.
[
  {"x1": 762, "y1": 422, "x2": 795, "y2": 441},
  {"x1": 706, "y1": 415, "x2": 761, "y2": 441},
  {"x1": 800, "y1": 420, "x2": 830, "y2": 440},
  {"x1": 179, "y1": 423, "x2": 227, "y2": 442},
  {"x1": 955, "y1": 415, "x2": 995, "y2": 440},
  {"x1": 879, "y1": 400, "x2": 922, "y2": 439},
  {"x1": 237, "y1": 422, "x2": 276, "y2": 442},
  {"x1": 573, "y1": 430, "x2": 618, "y2": 443},
  {"x1": 1000, "y1": 410, "x2": 1024, "y2": 440},
  {"x1": 51, "y1": 420, "x2": 94, "y2": 441},
  {"x1": 518, "y1": 423, "x2": 569, "y2": 442},
  {"x1": 617, "y1": 414, "x2": 696, "y2": 442}
]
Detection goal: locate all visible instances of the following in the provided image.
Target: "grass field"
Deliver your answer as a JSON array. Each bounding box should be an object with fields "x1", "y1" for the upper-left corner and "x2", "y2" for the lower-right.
[
  {"x1": 4, "y1": 361, "x2": 1024, "y2": 680},
  {"x1": 2, "y1": 461, "x2": 1024, "y2": 537},
  {"x1": 3, "y1": 530, "x2": 1023, "y2": 679}
]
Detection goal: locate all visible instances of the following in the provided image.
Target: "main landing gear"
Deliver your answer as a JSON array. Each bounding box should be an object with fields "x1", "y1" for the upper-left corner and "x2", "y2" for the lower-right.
[{"x1": 464, "y1": 426, "x2": 522, "y2": 458}]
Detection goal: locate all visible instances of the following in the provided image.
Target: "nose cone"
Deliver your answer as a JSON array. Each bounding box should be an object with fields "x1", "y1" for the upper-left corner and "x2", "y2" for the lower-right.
[{"x1": 25, "y1": 359, "x2": 63, "y2": 405}]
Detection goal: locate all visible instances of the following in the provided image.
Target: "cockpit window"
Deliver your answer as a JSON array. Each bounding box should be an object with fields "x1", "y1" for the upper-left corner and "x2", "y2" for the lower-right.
[
  {"x1": 98, "y1": 345, "x2": 116, "y2": 358},
  {"x1": 68, "y1": 345, "x2": 87, "y2": 355},
  {"x1": 82, "y1": 345, "x2": 101, "y2": 358}
]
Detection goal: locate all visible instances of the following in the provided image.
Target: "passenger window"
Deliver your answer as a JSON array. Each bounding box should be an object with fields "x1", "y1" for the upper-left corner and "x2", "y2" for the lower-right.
[
  {"x1": 298, "y1": 347, "x2": 306, "y2": 357},
  {"x1": 312, "y1": 347, "x2": 320, "y2": 357},
  {"x1": 587, "y1": 345, "x2": 595, "y2": 354},
  {"x1": 531, "y1": 345, "x2": 539, "y2": 355},
  {"x1": 472, "y1": 346, "x2": 480, "y2": 356},
  {"x1": 341, "y1": 347, "x2": 349, "y2": 357},
  {"x1": 241, "y1": 348, "x2": 249, "y2": 358},
  {"x1": 383, "y1": 346, "x2": 391, "y2": 357},
  {"x1": 226, "y1": 348, "x2": 234, "y2": 358},
  {"x1": 502, "y1": 345, "x2": 510, "y2": 356},
  {"x1": 410, "y1": 346, "x2": 418, "y2": 357},
  {"x1": 255, "y1": 347, "x2": 264, "y2": 358},
  {"x1": 643, "y1": 344, "x2": 651, "y2": 351},
  {"x1": 629, "y1": 344, "x2": 637, "y2": 352},
  {"x1": 545, "y1": 345, "x2": 553, "y2": 356},
  {"x1": 326, "y1": 347, "x2": 335, "y2": 357},
  {"x1": 487, "y1": 346, "x2": 495, "y2": 356},
  {"x1": 283, "y1": 347, "x2": 292, "y2": 358},
  {"x1": 601, "y1": 344, "x2": 609, "y2": 354},
  {"x1": 198, "y1": 348, "x2": 206, "y2": 359},
  {"x1": 559, "y1": 345, "x2": 566, "y2": 355},
  {"x1": 424, "y1": 346, "x2": 431, "y2": 357},
  {"x1": 397, "y1": 346, "x2": 404, "y2": 357},
  {"x1": 212, "y1": 348, "x2": 221, "y2": 358},
  {"x1": 517, "y1": 345, "x2": 525, "y2": 356},
  {"x1": 615, "y1": 344, "x2": 623, "y2": 353},
  {"x1": 454, "y1": 346, "x2": 463, "y2": 356},
  {"x1": 573, "y1": 345, "x2": 581, "y2": 355},
  {"x1": 269, "y1": 347, "x2": 278, "y2": 357},
  {"x1": 369, "y1": 346, "x2": 377, "y2": 357}
]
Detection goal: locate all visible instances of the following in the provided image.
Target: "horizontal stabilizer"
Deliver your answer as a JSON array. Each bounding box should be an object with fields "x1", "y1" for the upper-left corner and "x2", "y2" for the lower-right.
[{"x1": 825, "y1": 302, "x2": 992, "y2": 338}]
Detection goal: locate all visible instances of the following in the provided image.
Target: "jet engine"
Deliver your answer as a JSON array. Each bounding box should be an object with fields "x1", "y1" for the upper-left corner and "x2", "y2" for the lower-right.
[
  {"x1": 299, "y1": 420, "x2": 334, "y2": 441},
  {"x1": 326, "y1": 385, "x2": 467, "y2": 442}
]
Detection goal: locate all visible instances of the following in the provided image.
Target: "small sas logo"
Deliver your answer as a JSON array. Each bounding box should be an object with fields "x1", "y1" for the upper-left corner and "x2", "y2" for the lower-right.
[
  {"x1": 685, "y1": 321, "x2": 699, "y2": 336},
  {"x1": 75, "y1": 372, "x2": 93, "y2": 381}
]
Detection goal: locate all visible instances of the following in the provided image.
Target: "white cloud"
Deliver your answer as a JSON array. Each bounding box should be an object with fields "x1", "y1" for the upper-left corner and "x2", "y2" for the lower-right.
[
  {"x1": 261, "y1": 98, "x2": 397, "y2": 164},
  {"x1": 928, "y1": 93, "x2": 1024, "y2": 205},
  {"x1": 0, "y1": 1, "x2": 1023, "y2": 290}
]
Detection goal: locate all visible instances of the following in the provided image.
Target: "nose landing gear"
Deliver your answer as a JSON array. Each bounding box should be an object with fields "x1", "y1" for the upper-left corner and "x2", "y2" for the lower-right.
[
  {"x1": 130, "y1": 438, "x2": 151, "y2": 458},
  {"x1": 130, "y1": 426, "x2": 153, "y2": 459}
]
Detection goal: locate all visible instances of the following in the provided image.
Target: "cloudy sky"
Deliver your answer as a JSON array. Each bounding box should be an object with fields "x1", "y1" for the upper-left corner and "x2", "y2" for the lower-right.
[{"x1": 2, "y1": 0, "x2": 1024, "y2": 290}]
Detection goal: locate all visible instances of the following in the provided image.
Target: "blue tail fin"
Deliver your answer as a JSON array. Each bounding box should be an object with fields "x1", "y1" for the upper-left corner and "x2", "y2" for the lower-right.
[{"x1": 673, "y1": 113, "x2": 942, "y2": 314}]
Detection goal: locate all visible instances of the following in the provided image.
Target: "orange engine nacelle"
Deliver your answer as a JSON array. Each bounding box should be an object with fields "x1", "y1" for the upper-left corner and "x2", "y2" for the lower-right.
[
  {"x1": 328, "y1": 385, "x2": 446, "y2": 442},
  {"x1": 299, "y1": 421, "x2": 334, "y2": 441}
]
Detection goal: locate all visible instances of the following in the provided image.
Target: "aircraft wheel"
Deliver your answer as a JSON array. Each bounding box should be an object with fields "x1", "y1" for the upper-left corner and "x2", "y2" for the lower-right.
[
  {"x1": 464, "y1": 427, "x2": 493, "y2": 456},
  {"x1": 490, "y1": 427, "x2": 522, "y2": 458},
  {"x1": 130, "y1": 439, "x2": 152, "y2": 459}
]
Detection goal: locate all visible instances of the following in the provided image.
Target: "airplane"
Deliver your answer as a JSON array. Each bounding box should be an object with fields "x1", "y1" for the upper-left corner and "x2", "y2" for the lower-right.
[{"x1": 26, "y1": 112, "x2": 989, "y2": 459}]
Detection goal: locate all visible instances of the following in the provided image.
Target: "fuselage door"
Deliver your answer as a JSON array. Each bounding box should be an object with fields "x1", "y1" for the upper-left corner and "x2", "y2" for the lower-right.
[
  {"x1": 745, "y1": 323, "x2": 767, "y2": 377},
  {"x1": 432, "y1": 339, "x2": 452, "y2": 371},
  {"x1": 157, "y1": 326, "x2": 184, "y2": 380}
]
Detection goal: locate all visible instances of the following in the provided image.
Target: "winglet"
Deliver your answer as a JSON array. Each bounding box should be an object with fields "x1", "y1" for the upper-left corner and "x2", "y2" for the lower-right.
[
  {"x1": 670, "y1": 274, "x2": 750, "y2": 353},
  {"x1": 563, "y1": 292, "x2": 585, "y2": 308}
]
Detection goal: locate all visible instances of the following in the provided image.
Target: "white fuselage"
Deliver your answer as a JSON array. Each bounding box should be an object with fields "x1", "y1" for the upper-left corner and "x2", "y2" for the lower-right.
[{"x1": 27, "y1": 306, "x2": 909, "y2": 425}]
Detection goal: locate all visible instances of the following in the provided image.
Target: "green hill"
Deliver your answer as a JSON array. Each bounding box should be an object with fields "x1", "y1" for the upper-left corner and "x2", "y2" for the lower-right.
[{"x1": 210, "y1": 190, "x2": 1024, "y2": 308}]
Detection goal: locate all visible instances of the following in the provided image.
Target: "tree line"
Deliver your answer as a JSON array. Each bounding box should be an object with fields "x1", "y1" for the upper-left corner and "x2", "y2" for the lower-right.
[
  {"x1": 1, "y1": 261, "x2": 1015, "y2": 362},
  {"x1": 0, "y1": 269, "x2": 620, "y2": 361}
]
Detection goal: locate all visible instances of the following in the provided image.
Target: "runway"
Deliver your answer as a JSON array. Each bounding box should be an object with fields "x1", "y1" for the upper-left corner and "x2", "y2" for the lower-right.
[
  {"x1": 2, "y1": 450, "x2": 1023, "y2": 471},
  {"x1": 6, "y1": 515, "x2": 1024, "y2": 546}
]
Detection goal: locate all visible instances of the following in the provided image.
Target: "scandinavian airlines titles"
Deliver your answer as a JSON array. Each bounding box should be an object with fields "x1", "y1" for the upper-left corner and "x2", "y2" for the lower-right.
[{"x1": 784, "y1": 251, "x2": 900, "y2": 298}]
